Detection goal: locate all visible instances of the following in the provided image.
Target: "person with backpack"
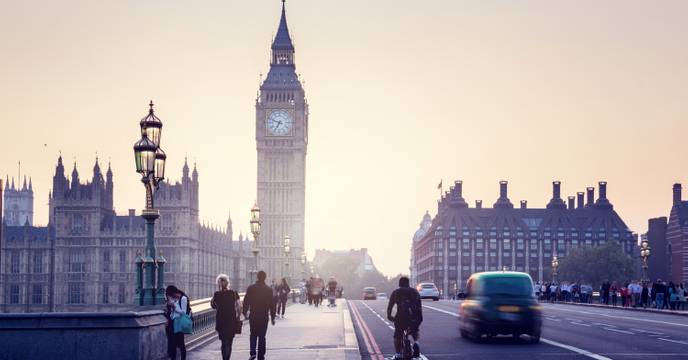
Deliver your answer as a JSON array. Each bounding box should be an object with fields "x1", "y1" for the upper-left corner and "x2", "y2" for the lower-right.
[
  {"x1": 165, "y1": 285, "x2": 190, "y2": 360},
  {"x1": 243, "y1": 271, "x2": 276, "y2": 360},
  {"x1": 211, "y1": 274, "x2": 241, "y2": 360},
  {"x1": 387, "y1": 276, "x2": 423, "y2": 360}
]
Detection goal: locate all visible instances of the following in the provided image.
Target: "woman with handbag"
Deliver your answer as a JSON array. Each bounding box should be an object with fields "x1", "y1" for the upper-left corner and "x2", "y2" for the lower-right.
[
  {"x1": 166, "y1": 285, "x2": 190, "y2": 360},
  {"x1": 211, "y1": 274, "x2": 242, "y2": 360}
]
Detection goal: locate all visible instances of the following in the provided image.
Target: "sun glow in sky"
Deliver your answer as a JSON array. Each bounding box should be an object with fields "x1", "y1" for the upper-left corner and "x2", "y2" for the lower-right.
[{"x1": 1, "y1": 0, "x2": 687, "y2": 276}]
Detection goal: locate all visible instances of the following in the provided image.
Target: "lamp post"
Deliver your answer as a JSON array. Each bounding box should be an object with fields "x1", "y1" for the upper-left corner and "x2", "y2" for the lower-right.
[
  {"x1": 640, "y1": 234, "x2": 651, "y2": 283},
  {"x1": 300, "y1": 252, "x2": 306, "y2": 280},
  {"x1": 250, "y1": 202, "x2": 261, "y2": 284},
  {"x1": 551, "y1": 255, "x2": 559, "y2": 284},
  {"x1": 309, "y1": 264, "x2": 314, "y2": 277},
  {"x1": 133, "y1": 101, "x2": 167, "y2": 306},
  {"x1": 283, "y1": 235, "x2": 291, "y2": 281}
]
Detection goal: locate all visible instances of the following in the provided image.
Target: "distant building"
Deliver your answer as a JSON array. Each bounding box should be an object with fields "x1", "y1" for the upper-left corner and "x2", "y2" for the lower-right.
[
  {"x1": 646, "y1": 217, "x2": 669, "y2": 281},
  {"x1": 667, "y1": 184, "x2": 688, "y2": 283},
  {"x1": 3, "y1": 176, "x2": 33, "y2": 226},
  {"x1": 413, "y1": 180, "x2": 636, "y2": 296},
  {"x1": 410, "y1": 211, "x2": 432, "y2": 286},
  {"x1": 1, "y1": 156, "x2": 254, "y2": 313},
  {"x1": 312, "y1": 248, "x2": 377, "y2": 277}
]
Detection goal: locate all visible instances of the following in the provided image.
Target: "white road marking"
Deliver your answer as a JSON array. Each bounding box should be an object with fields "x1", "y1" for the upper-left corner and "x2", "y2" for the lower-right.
[
  {"x1": 540, "y1": 338, "x2": 612, "y2": 360},
  {"x1": 547, "y1": 305, "x2": 688, "y2": 327},
  {"x1": 630, "y1": 328, "x2": 663, "y2": 335},
  {"x1": 423, "y1": 305, "x2": 460, "y2": 317},
  {"x1": 603, "y1": 328, "x2": 634, "y2": 335},
  {"x1": 570, "y1": 322, "x2": 591, "y2": 327},
  {"x1": 658, "y1": 338, "x2": 688, "y2": 345}
]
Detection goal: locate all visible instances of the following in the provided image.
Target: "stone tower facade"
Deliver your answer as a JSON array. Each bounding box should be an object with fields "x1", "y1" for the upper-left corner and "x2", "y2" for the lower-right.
[
  {"x1": 255, "y1": 1, "x2": 308, "y2": 279},
  {"x1": 3, "y1": 176, "x2": 34, "y2": 226}
]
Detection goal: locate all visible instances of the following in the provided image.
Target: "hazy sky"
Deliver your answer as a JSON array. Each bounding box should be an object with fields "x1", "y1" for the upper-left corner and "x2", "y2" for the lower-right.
[{"x1": 1, "y1": 1, "x2": 686, "y2": 276}]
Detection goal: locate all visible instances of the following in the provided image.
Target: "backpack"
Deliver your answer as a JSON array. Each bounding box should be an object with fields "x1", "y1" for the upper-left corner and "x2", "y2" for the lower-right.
[{"x1": 396, "y1": 290, "x2": 421, "y2": 328}]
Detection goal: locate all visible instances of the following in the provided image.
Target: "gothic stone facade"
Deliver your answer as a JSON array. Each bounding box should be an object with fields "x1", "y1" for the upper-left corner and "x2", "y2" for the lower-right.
[
  {"x1": 413, "y1": 180, "x2": 637, "y2": 296},
  {"x1": 3, "y1": 176, "x2": 34, "y2": 226},
  {"x1": 1, "y1": 157, "x2": 253, "y2": 312},
  {"x1": 255, "y1": 2, "x2": 307, "y2": 279}
]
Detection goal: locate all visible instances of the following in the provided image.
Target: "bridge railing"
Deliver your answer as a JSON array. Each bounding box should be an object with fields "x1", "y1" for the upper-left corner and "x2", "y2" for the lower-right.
[{"x1": 186, "y1": 292, "x2": 245, "y2": 349}]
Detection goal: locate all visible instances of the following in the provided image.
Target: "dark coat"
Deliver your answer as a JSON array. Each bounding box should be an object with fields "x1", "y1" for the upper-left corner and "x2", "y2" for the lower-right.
[
  {"x1": 211, "y1": 289, "x2": 239, "y2": 339},
  {"x1": 243, "y1": 281, "x2": 276, "y2": 322}
]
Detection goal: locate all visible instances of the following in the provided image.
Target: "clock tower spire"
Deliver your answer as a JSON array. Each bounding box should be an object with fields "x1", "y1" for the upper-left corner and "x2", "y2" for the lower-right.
[{"x1": 255, "y1": 0, "x2": 308, "y2": 279}]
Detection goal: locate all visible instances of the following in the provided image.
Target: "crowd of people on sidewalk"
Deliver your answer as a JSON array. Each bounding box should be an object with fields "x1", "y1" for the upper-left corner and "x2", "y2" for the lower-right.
[
  {"x1": 162, "y1": 273, "x2": 345, "y2": 360},
  {"x1": 534, "y1": 279, "x2": 688, "y2": 311}
]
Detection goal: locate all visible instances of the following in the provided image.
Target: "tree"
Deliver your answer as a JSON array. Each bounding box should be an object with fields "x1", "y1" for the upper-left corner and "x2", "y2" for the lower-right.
[{"x1": 557, "y1": 241, "x2": 639, "y2": 287}]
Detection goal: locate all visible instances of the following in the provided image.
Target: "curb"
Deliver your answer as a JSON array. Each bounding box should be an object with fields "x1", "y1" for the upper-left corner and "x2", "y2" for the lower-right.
[
  {"x1": 548, "y1": 301, "x2": 688, "y2": 317},
  {"x1": 342, "y1": 299, "x2": 362, "y2": 360}
]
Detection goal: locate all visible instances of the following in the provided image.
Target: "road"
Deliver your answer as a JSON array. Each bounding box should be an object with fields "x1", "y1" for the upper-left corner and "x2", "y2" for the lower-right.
[{"x1": 349, "y1": 299, "x2": 688, "y2": 359}]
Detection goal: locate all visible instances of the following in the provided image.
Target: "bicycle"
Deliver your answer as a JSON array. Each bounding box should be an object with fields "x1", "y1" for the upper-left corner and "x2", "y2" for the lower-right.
[{"x1": 399, "y1": 327, "x2": 419, "y2": 360}]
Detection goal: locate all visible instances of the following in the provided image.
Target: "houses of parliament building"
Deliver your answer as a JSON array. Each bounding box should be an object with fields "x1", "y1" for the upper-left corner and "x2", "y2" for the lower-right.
[{"x1": 0, "y1": 157, "x2": 253, "y2": 312}]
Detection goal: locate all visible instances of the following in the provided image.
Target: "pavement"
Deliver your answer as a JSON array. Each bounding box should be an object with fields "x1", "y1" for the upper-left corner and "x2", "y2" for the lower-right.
[
  {"x1": 189, "y1": 299, "x2": 359, "y2": 360},
  {"x1": 349, "y1": 299, "x2": 688, "y2": 360}
]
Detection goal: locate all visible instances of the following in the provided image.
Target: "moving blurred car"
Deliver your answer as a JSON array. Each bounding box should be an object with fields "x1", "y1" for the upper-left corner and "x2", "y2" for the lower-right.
[
  {"x1": 416, "y1": 283, "x2": 440, "y2": 301},
  {"x1": 459, "y1": 271, "x2": 542, "y2": 343},
  {"x1": 376, "y1": 292, "x2": 388, "y2": 300},
  {"x1": 363, "y1": 287, "x2": 377, "y2": 300}
]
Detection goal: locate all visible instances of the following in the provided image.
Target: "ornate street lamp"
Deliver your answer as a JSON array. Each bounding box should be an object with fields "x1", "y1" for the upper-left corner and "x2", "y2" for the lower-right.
[
  {"x1": 640, "y1": 234, "x2": 651, "y2": 283},
  {"x1": 551, "y1": 255, "x2": 559, "y2": 284},
  {"x1": 133, "y1": 101, "x2": 167, "y2": 305},
  {"x1": 283, "y1": 235, "x2": 291, "y2": 280},
  {"x1": 250, "y1": 202, "x2": 261, "y2": 283}
]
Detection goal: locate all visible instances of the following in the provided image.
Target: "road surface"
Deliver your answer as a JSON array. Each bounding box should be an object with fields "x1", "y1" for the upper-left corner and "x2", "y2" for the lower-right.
[{"x1": 349, "y1": 299, "x2": 688, "y2": 359}]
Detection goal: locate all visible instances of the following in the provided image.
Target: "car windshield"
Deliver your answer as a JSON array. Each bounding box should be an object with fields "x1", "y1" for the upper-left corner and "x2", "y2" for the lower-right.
[
  {"x1": 421, "y1": 284, "x2": 435, "y2": 289},
  {"x1": 364, "y1": 288, "x2": 376, "y2": 293},
  {"x1": 479, "y1": 277, "x2": 533, "y2": 297}
]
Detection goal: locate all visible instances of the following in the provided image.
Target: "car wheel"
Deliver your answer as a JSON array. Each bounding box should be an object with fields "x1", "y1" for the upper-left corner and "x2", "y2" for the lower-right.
[
  {"x1": 460, "y1": 328, "x2": 469, "y2": 338},
  {"x1": 433, "y1": 297, "x2": 439, "y2": 301},
  {"x1": 529, "y1": 327, "x2": 541, "y2": 344},
  {"x1": 512, "y1": 333, "x2": 520, "y2": 341}
]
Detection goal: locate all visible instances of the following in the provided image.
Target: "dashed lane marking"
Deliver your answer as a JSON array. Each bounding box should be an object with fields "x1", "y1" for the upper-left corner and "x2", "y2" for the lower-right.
[
  {"x1": 603, "y1": 327, "x2": 634, "y2": 335},
  {"x1": 658, "y1": 338, "x2": 688, "y2": 345},
  {"x1": 547, "y1": 305, "x2": 688, "y2": 328}
]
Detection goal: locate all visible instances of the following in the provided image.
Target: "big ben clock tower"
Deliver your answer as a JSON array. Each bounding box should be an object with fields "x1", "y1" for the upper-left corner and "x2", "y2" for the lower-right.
[{"x1": 256, "y1": 0, "x2": 308, "y2": 279}]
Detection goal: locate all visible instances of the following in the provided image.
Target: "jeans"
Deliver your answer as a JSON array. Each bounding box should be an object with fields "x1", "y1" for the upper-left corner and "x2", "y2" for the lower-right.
[
  {"x1": 277, "y1": 297, "x2": 287, "y2": 316},
  {"x1": 656, "y1": 293, "x2": 665, "y2": 309},
  {"x1": 250, "y1": 318, "x2": 269, "y2": 360},
  {"x1": 220, "y1": 337, "x2": 234, "y2": 360},
  {"x1": 169, "y1": 332, "x2": 186, "y2": 360}
]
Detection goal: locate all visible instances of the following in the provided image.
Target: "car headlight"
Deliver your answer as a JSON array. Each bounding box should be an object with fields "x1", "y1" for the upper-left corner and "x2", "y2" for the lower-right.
[{"x1": 529, "y1": 305, "x2": 542, "y2": 311}]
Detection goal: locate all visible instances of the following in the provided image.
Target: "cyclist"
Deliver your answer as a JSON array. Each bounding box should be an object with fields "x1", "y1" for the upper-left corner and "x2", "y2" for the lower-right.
[{"x1": 387, "y1": 276, "x2": 423, "y2": 359}]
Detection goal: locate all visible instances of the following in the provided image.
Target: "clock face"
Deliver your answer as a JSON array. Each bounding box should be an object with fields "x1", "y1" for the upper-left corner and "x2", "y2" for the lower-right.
[{"x1": 266, "y1": 109, "x2": 294, "y2": 136}]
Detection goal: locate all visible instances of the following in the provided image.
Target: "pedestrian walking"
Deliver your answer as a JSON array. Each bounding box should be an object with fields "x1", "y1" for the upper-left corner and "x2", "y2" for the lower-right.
[
  {"x1": 669, "y1": 282, "x2": 679, "y2": 310},
  {"x1": 654, "y1": 280, "x2": 665, "y2": 309},
  {"x1": 211, "y1": 274, "x2": 241, "y2": 360},
  {"x1": 641, "y1": 282, "x2": 649, "y2": 308},
  {"x1": 277, "y1": 278, "x2": 290, "y2": 318},
  {"x1": 602, "y1": 281, "x2": 611, "y2": 305},
  {"x1": 243, "y1": 271, "x2": 276, "y2": 360},
  {"x1": 165, "y1": 285, "x2": 190, "y2": 360},
  {"x1": 679, "y1": 283, "x2": 687, "y2": 311},
  {"x1": 610, "y1": 282, "x2": 618, "y2": 306}
]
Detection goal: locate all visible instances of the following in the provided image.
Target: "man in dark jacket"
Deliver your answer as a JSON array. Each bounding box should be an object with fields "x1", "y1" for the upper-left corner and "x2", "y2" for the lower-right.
[
  {"x1": 243, "y1": 271, "x2": 276, "y2": 360},
  {"x1": 387, "y1": 276, "x2": 423, "y2": 360}
]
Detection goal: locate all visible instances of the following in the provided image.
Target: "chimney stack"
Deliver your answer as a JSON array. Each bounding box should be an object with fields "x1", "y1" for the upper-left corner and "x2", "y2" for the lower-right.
[
  {"x1": 577, "y1": 192, "x2": 584, "y2": 209},
  {"x1": 455, "y1": 180, "x2": 463, "y2": 197},
  {"x1": 476, "y1": 200, "x2": 482, "y2": 209},
  {"x1": 547, "y1": 181, "x2": 567, "y2": 209},
  {"x1": 598, "y1": 181, "x2": 607, "y2": 200},
  {"x1": 494, "y1": 181, "x2": 514, "y2": 209},
  {"x1": 520, "y1": 200, "x2": 527, "y2": 209},
  {"x1": 568, "y1": 196, "x2": 575, "y2": 209},
  {"x1": 586, "y1": 187, "x2": 595, "y2": 207},
  {"x1": 674, "y1": 183, "x2": 682, "y2": 206}
]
